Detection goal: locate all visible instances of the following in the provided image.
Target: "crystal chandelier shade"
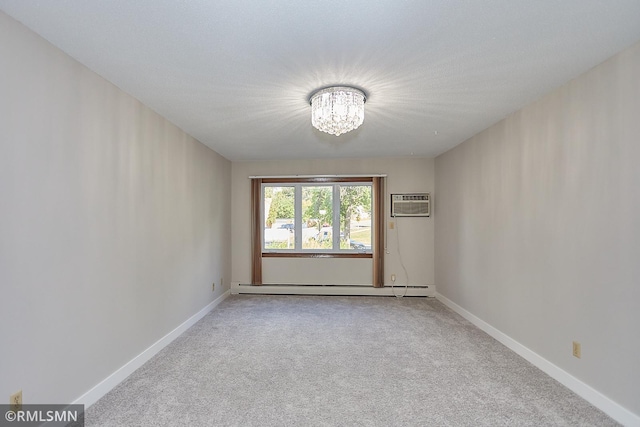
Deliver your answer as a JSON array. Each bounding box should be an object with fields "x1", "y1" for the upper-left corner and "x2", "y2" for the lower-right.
[{"x1": 310, "y1": 86, "x2": 366, "y2": 136}]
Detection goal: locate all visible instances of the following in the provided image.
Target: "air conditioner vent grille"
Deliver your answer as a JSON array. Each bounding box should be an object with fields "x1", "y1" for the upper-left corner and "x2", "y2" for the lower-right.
[{"x1": 391, "y1": 193, "x2": 430, "y2": 217}]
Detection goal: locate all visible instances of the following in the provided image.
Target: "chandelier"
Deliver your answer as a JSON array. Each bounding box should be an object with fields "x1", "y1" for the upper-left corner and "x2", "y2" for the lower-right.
[{"x1": 310, "y1": 86, "x2": 366, "y2": 136}]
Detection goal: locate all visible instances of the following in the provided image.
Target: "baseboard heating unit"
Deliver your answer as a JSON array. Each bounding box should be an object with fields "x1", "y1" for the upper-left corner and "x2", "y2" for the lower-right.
[{"x1": 231, "y1": 283, "x2": 434, "y2": 297}]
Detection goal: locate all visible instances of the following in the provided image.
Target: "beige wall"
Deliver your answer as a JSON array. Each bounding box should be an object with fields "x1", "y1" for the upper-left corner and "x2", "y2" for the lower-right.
[
  {"x1": 231, "y1": 158, "x2": 434, "y2": 286},
  {"x1": 0, "y1": 12, "x2": 231, "y2": 404},
  {"x1": 435, "y1": 41, "x2": 640, "y2": 415}
]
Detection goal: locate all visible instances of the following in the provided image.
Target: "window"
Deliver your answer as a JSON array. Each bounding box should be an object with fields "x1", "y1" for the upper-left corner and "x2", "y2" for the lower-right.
[
  {"x1": 251, "y1": 176, "x2": 385, "y2": 286},
  {"x1": 262, "y1": 180, "x2": 372, "y2": 254},
  {"x1": 263, "y1": 186, "x2": 296, "y2": 250}
]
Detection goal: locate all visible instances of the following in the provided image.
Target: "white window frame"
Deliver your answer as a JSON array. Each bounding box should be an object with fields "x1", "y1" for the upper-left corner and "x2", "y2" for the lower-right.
[{"x1": 261, "y1": 181, "x2": 372, "y2": 254}]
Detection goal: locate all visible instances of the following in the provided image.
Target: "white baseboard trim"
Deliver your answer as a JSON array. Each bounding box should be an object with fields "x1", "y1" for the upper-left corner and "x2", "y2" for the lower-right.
[
  {"x1": 435, "y1": 292, "x2": 639, "y2": 427},
  {"x1": 73, "y1": 290, "x2": 230, "y2": 408},
  {"x1": 232, "y1": 283, "x2": 435, "y2": 297}
]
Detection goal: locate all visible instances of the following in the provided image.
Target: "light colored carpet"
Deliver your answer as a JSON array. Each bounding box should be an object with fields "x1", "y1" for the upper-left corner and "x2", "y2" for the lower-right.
[{"x1": 87, "y1": 295, "x2": 617, "y2": 426}]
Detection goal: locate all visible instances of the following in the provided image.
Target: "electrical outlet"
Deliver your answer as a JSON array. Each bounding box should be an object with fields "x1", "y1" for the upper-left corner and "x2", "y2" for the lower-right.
[
  {"x1": 572, "y1": 341, "x2": 581, "y2": 358},
  {"x1": 389, "y1": 221, "x2": 395, "y2": 230},
  {"x1": 10, "y1": 390, "x2": 22, "y2": 412},
  {"x1": 391, "y1": 274, "x2": 396, "y2": 282}
]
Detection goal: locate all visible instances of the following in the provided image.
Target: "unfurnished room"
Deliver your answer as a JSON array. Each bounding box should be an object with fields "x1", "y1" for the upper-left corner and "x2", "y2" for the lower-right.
[{"x1": 1, "y1": 1, "x2": 639, "y2": 426}]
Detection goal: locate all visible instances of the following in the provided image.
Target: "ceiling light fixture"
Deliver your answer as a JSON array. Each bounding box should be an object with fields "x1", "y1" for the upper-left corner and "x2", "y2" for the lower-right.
[{"x1": 310, "y1": 86, "x2": 366, "y2": 136}]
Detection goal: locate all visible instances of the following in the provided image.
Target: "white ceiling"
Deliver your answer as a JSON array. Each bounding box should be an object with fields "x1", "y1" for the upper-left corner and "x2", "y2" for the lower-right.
[{"x1": 2, "y1": 1, "x2": 640, "y2": 161}]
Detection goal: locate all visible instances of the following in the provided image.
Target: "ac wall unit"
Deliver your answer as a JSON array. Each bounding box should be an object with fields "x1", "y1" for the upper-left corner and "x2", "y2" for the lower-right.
[{"x1": 391, "y1": 193, "x2": 430, "y2": 217}]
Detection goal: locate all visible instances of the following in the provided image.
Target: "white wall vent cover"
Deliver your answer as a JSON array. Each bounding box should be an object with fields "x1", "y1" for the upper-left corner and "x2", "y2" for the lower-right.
[{"x1": 391, "y1": 193, "x2": 430, "y2": 217}]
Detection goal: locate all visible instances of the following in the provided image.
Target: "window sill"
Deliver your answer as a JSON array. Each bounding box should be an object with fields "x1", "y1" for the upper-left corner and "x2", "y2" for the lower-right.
[{"x1": 262, "y1": 252, "x2": 372, "y2": 258}]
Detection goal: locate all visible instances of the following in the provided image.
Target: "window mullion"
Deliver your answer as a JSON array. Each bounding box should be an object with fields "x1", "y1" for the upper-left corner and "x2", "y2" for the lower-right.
[
  {"x1": 333, "y1": 184, "x2": 340, "y2": 250},
  {"x1": 295, "y1": 184, "x2": 302, "y2": 250}
]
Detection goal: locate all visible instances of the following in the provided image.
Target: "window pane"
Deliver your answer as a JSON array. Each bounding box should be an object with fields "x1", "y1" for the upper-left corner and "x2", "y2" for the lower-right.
[
  {"x1": 340, "y1": 185, "x2": 372, "y2": 251},
  {"x1": 302, "y1": 186, "x2": 333, "y2": 249},
  {"x1": 264, "y1": 186, "x2": 295, "y2": 250}
]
